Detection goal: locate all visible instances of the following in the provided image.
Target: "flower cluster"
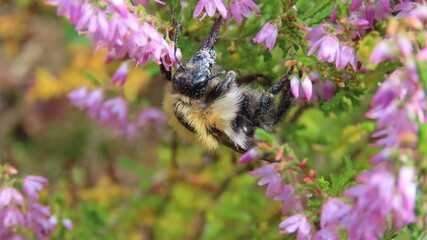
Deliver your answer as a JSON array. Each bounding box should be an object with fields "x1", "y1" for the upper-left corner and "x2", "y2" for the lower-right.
[
  {"x1": 68, "y1": 86, "x2": 167, "y2": 140},
  {"x1": 45, "y1": 0, "x2": 179, "y2": 70},
  {"x1": 305, "y1": 24, "x2": 358, "y2": 71},
  {"x1": 238, "y1": 148, "x2": 311, "y2": 239},
  {"x1": 290, "y1": 71, "x2": 335, "y2": 101},
  {"x1": 0, "y1": 165, "x2": 72, "y2": 239},
  {"x1": 316, "y1": 166, "x2": 416, "y2": 239},
  {"x1": 238, "y1": 3, "x2": 427, "y2": 239},
  {"x1": 253, "y1": 22, "x2": 278, "y2": 51},
  {"x1": 193, "y1": 0, "x2": 260, "y2": 24}
]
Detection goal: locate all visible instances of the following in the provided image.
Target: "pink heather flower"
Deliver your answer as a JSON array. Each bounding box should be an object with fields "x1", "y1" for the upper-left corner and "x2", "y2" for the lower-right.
[
  {"x1": 396, "y1": 36, "x2": 413, "y2": 57},
  {"x1": 322, "y1": 79, "x2": 335, "y2": 101},
  {"x1": 229, "y1": 0, "x2": 261, "y2": 25},
  {"x1": 392, "y1": 166, "x2": 416, "y2": 230},
  {"x1": 273, "y1": 184, "x2": 303, "y2": 215},
  {"x1": 341, "y1": 167, "x2": 395, "y2": 239},
  {"x1": 63, "y1": 218, "x2": 73, "y2": 231},
  {"x1": 350, "y1": 0, "x2": 362, "y2": 12},
  {"x1": 290, "y1": 76, "x2": 300, "y2": 98},
  {"x1": 301, "y1": 76, "x2": 313, "y2": 100},
  {"x1": 125, "y1": 122, "x2": 138, "y2": 140},
  {"x1": 5, "y1": 166, "x2": 18, "y2": 175},
  {"x1": 85, "y1": 89, "x2": 104, "y2": 119},
  {"x1": 137, "y1": 108, "x2": 167, "y2": 134},
  {"x1": 99, "y1": 97, "x2": 129, "y2": 128},
  {"x1": 238, "y1": 148, "x2": 259, "y2": 163},
  {"x1": 253, "y1": 22, "x2": 278, "y2": 51},
  {"x1": 279, "y1": 214, "x2": 312, "y2": 239},
  {"x1": 0, "y1": 187, "x2": 24, "y2": 207},
  {"x1": 369, "y1": 40, "x2": 396, "y2": 65},
  {"x1": 26, "y1": 203, "x2": 56, "y2": 238},
  {"x1": 250, "y1": 163, "x2": 283, "y2": 197},
  {"x1": 336, "y1": 43, "x2": 358, "y2": 71},
  {"x1": 68, "y1": 86, "x2": 89, "y2": 110},
  {"x1": 313, "y1": 226, "x2": 340, "y2": 240},
  {"x1": 193, "y1": 0, "x2": 228, "y2": 20},
  {"x1": 133, "y1": 0, "x2": 165, "y2": 8},
  {"x1": 22, "y1": 176, "x2": 49, "y2": 201},
  {"x1": 380, "y1": 0, "x2": 391, "y2": 12},
  {"x1": 316, "y1": 35, "x2": 340, "y2": 63},
  {"x1": 329, "y1": 7, "x2": 337, "y2": 22},
  {"x1": 306, "y1": 25, "x2": 358, "y2": 71},
  {"x1": 417, "y1": 47, "x2": 427, "y2": 60},
  {"x1": 3, "y1": 205, "x2": 25, "y2": 228},
  {"x1": 320, "y1": 197, "x2": 351, "y2": 228},
  {"x1": 46, "y1": 0, "x2": 179, "y2": 70},
  {"x1": 111, "y1": 62, "x2": 129, "y2": 86}
]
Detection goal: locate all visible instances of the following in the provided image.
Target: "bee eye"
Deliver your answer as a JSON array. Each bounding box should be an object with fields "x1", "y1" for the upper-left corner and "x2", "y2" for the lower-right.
[{"x1": 192, "y1": 75, "x2": 207, "y2": 85}]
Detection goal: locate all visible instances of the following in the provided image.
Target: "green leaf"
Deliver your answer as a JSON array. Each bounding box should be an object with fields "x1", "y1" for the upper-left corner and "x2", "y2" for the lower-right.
[
  {"x1": 255, "y1": 128, "x2": 275, "y2": 145},
  {"x1": 318, "y1": 176, "x2": 330, "y2": 190},
  {"x1": 84, "y1": 70, "x2": 101, "y2": 86}
]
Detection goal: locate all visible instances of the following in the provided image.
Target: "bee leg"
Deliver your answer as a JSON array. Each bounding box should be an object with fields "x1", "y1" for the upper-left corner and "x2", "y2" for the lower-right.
[
  {"x1": 273, "y1": 77, "x2": 294, "y2": 125},
  {"x1": 205, "y1": 70, "x2": 236, "y2": 104},
  {"x1": 253, "y1": 66, "x2": 295, "y2": 117},
  {"x1": 236, "y1": 73, "x2": 271, "y2": 86}
]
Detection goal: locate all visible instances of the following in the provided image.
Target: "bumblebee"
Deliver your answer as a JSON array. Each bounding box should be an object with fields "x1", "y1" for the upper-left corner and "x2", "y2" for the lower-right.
[{"x1": 161, "y1": 18, "x2": 294, "y2": 153}]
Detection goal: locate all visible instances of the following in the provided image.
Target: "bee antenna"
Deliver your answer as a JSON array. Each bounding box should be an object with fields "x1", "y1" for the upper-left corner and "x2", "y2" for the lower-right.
[
  {"x1": 207, "y1": 71, "x2": 226, "y2": 81},
  {"x1": 200, "y1": 17, "x2": 223, "y2": 50},
  {"x1": 174, "y1": 23, "x2": 186, "y2": 71}
]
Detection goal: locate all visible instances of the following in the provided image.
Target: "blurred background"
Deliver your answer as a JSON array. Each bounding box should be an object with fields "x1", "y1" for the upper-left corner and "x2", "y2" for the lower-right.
[{"x1": 0, "y1": 0, "x2": 377, "y2": 239}]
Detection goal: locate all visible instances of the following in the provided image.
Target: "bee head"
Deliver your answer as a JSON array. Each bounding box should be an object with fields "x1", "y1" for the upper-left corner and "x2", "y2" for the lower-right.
[{"x1": 172, "y1": 49, "x2": 216, "y2": 99}]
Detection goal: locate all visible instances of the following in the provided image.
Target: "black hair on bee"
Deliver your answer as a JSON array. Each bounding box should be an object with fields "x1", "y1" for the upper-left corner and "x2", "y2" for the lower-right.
[{"x1": 161, "y1": 18, "x2": 295, "y2": 153}]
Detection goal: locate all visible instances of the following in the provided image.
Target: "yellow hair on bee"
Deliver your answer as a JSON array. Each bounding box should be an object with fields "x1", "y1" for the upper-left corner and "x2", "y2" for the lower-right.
[{"x1": 163, "y1": 85, "x2": 243, "y2": 151}]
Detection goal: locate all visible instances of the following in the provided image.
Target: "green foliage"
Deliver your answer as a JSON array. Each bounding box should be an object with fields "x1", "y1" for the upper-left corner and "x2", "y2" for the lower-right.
[
  {"x1": 295, "y1": 0, "x2": 334, "y2": 25},
  {"x1": 255, "y1": 128, "x2": 275, "y2": 145}
]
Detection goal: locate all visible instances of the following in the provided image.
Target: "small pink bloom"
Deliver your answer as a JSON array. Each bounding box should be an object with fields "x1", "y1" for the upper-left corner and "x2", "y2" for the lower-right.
[
  {"x1": 290, "y1": 76, "x2": 300, "y2": 98},
  {"x1": 68, "y1": 87, "x2": 89, "y2": 110},
  {"x1": 313, "y1": 226, "x2": 340, "y2": 240},
  {"x1": 301, "y1": 76, "x2": 313, "y2": 100},
  {"x1": 380, "y1": 0, "x2": 391, "y2": 12},
  {"x1": 350, "y1": 0, "x2": 362, "y2": 12},
  {"x1": 397, "y1": 36, "x2": 413, "y2": 57},
  {"x1": 417, "y1": 47, "x2": 427, "y2": 60},
  {"x1": 392, "y1": 166, "x2": 416, "y2": 230},
  {"x1": 134, "y1": 0, "x2": 165, "y2": 8},
  {"x1": 238, "y1": 148, "x2": 259, "y2": 163},
  {"x1": 253, "y1": 22, "x2": 278, "y2": 51},
  {"x1": 99, "y1": 97, "x2": 128, "y2": 127},
  {"x1": 3, "y1": 205, "x2": 25, "y2": 228},
  {"x1": 5, "y1": 166, "x2": 18, "y2": 175},
  {"x1": 229, "y1": 0, "x2": 261, "y2": 25},
  {"x1": 250, "y1": 163, "x2": 283, "y2": 197},
  {"x1": 370, "y1": 40, "x2": 396, "y2": 64},
  {"x1": 330, "y1": 7, "x2": 337, "y2": 22},
  {"x1": 320, "y1": 197, "x2": 351, "y2": 228},
  {"x1": 322, "y1": 79, "x2": 335, "y2": 101},
  {"x1": 22, "y1": 176, "x2": 49, "y2": 200},
  {"x1": 317, "y1": 35, "x2": 340, "y2": 63},
  {"x1": 137, "y1": 108, "x2": 167, "y2": 133},
  {"x1": 193, "y1": 0, "x2": 228, "y2": 20},
  {"x1": 279, "y1": 214, "x2": 312, "y2": 240},
  {"x1": 336, "y1": 43, "x2": 358, "y2": 71},
  {"x1": 111, "y1": 62, "x2": 129, "y2": 85},
  {"x1": 273, "y1": 185, "x2": 303, "y2": 215},
  {"x1": 63, "y1": 218, "x2": 73, "y2": 231},
  {"x1": 85, "y1": 89, "x2": 104, "y2": 119},
  {"x1": 0, "y1": 187, "x2": 24, "y2": 207}
]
